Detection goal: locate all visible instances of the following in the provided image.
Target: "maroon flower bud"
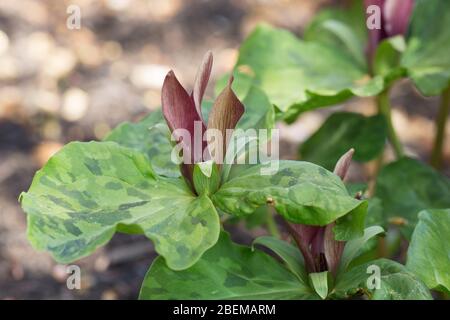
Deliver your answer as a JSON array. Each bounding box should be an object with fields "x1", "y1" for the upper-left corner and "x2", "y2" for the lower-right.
[
  {"x1": 286, "y1": 149, "x2": 355, "y2": 275},
  {"x1": 161, "y1": 51, "x2": 244, "y2": 187},
  {"x1": 365, "y1": 0, "x2": 414, "y2": 64}
]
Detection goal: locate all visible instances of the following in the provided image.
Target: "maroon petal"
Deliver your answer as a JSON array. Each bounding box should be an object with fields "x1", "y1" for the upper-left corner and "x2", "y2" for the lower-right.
[
  {"x1": 383, "y1": 0, "x2": 414, "y2": 37},
  {"x1": 318, "y1": 149, "x2": 355, "y2": 275},
  {"x1": 285, "y1": 222, "x2": 320, "y2": 273},
  {"x1": 364, "y1": 0, "x2": 387, "y2": 64},
  {"x1": 192, "y1": 51, "x2": 213, "y2": 121},
  {"x1": 324, "y1": 223, "x2": 345, "y2": 276},
  {"x1": 310, "y1": 227, "x2": 325, "y2": 256},
  {"x1": 333, "y1": 148, "x2": 354, "y2": 181},
  {"x1": 161, "y1": 70, "x2": 207, "y2": 183},
  {"x1": 206, "y1": 76, "x2": 244, "y2": 165}
]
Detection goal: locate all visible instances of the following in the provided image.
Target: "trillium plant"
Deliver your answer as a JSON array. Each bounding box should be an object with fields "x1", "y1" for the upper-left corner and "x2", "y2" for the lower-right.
[{"x1": 21, "y1": 0, "x2": 449, "y2": 300}]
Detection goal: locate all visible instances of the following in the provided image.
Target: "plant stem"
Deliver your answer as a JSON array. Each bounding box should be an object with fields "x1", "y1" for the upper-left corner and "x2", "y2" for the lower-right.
[
  {"x1": 431, "y1": 86, "x2": 450, "y2": 169},
  {"x1": 367, "y1": 153, "x2": 384, "y2": 197},
  {"x1": 266, "y1": 210, "x2": 280, "y2": 238},
  {"x1": 377, "y1": 89, "x2": 404, "y2": 159}
]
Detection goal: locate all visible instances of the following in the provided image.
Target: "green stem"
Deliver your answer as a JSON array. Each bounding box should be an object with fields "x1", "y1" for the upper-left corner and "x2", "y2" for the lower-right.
[
  {"x1": 377, "y1": 89, "x2": 404, "y2": 159},
  {"x1": 431, "y1": 86, "x2": 450, "y2": 169},
  {"x1": 266, "y1": 211, "x2": 280, "y2": 238}
]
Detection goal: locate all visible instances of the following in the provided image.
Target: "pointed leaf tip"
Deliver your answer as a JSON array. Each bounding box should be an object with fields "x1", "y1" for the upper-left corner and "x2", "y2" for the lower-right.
[
  {"x1": 192, "y1": 51, "x2": 213, "y2": 121},
  {"x1": 333, "y1": 148, "x2": 354, "y2": 180}
]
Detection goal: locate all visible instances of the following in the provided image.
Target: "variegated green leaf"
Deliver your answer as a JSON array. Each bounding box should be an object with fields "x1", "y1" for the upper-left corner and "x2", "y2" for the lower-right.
[
  {"x1": 105, "y1": 110, "x2": 180, "y2": 178},
  {"x1": 231, "y1": 24, "x2": 383, "y2": 123},
  {"x1": 212, "y1": 161, "x2": 367, "y2": 240},
  {"x1": 343, "y1": 199, "x2": 385, "y2": 270},
  {"x1": 375, "y1": 157, "x2": 450, "y2": 238},
  {"x1": 373, "y1": 36, "x2": 406, "y2": 82},
  {"x1": 193, "y1": 161, "x2": 221, "y2": 196},
  {"x1": 332, "y1": 259, "x2": 432, "y2": 300},
  {"x1": 252, "y1": 236, "x2": 307, "y2": 284},
  {"x1": 140, "y1": 232, "x2": 318, "y2": 300},
  {"x1": 304, "y1": 0, "x2": 367, "y2": 70},
  {"x1": 338, "y1": 226, "x2": 385, "y2": 274},
  {"x1": 402, "y1": 0, "x2": 450, "y2": 96},
  {"x1": 300, "y1": 112, "x2": 387, "y2": 170},
  {"x1": 20, "y1": 141, "x2": 220, "y2": 270},
  {"x1": 406, "y1": 209, "x2": 450, "y2": 294}
]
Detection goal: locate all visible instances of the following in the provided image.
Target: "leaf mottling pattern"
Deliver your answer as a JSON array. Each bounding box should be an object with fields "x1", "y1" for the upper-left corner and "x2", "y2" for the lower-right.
[
  {"x1": 20, "y1": 141, "x2": 220, "y2": 270},
  {"x1": 401, "y1": 0, "x2": 450, "y2": 95},
  {"x1": 140, "y1": 232, "x2": 318, "y2": 300},
  {"x1": 406, "y1": 209, "x2": 450, "y2": 294},
  {"x1": 333, "y1": 259, "x2": 432, "y2": 300},
  {"x1": 300, "y1": 112, "x2": 387, "y2": 170},
  {"x1": 213, "y1": 161, "x2": 367, "y2": 240},
  {"x1": 375, "y1": 157, "x2": 450, "y2": 238},
  {"x1": 231, "y1": 24, "x2": 383, "y2": 122},
  {"x1": 105, "y1": 110, "x2": 180, "y2": 178}
]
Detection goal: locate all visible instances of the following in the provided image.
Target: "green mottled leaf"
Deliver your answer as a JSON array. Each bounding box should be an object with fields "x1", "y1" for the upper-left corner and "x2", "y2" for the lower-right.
[
  {"x1": 225, "y1": 205, "x2": 270, "y2": 230},
  {"x1": 309, "y1": 271, "x2": 330, "y2": 300},
  {"x1": 20, "y1": 141, "x2": 220, "y2": 270},
  {"x1": 345, "y1": 182, "x2": 368, "y2": 197},
  {"x1": 375, "y1": 157, "x2": 450, "y2": 238},
  {"x1": 365, "y1": 197, "x2": 384, "y2": 228},
  {"x1": 213, "y1": 161, "x2": 367, "y2": 240},
  {"x1": 333, "y1": 201, "x2": 368, "y2": 241},
  {"x1": 244, "y1": 205, "x2": 268, "y2": 229},
  {"x1": 338, "y1": 226, "x2": 384, "y2": 274},
  {"x1": 341, "y1": 199, "x2": 385, "y2": 270},
  {"x1": 369, "y1": 272, "x2": 431, "y2": 300},
  {"x1": 373, "y1": 36, "x2": 406, "y2": 82},
  {"x1": 333, "y1": 259, "x2": 432, "y2": 300},
  {"x1": 193, "y1": 161, "x2": 220, "y2": 196},
  {"x1": 304, "y1": 0, "x2": 367, "y2": 70},
  {"x1": 140, "y1": 232, "x2": 318, "y2": 300},
  {"x1": 252, "y1": 236, "x2": 307, "y2": 284},
  {"x1": 304, "y1": 0, "x2": 367, "y2": 58},
  {"x1": 232, "y1": 24, "x2": 383, "y2": 123},
  {"x1": 402, "y1": 0, "x2": 450, "y2": 96},
  {"x1": 300, "y1": 112, "x2": 387, "y2": 170},
  {"x1": 406, "y1": 209, "x2": 450, "y2": 294},
  {"x1": 105, "y1": 110, "x2": 180, "y2": 178}
]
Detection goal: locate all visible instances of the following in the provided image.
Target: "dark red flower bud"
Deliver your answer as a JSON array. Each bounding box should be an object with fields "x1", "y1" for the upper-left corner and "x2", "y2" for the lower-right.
[{"x1": 161, "y1": 51, "x2": 244, "y2": 188}]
